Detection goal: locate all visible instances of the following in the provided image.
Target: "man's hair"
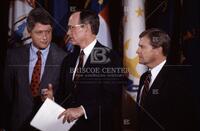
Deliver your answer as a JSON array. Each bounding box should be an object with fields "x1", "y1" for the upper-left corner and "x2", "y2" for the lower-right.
[
  {"x1": 27, "y1": 8, "x2": 53, "y2": 32},
  {"x1": 139, "y1": 28, "x2": 171, "y2": 56},
  {"x1": 79, "y1": 10, "x2": 99, "y2": 35}
]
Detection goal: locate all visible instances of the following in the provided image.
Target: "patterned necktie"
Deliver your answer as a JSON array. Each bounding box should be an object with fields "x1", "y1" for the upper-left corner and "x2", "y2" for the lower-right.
[
  {"x1": 140, "y1": 70, "x2": 151, "y2": 106},
  {"x1": 30, "y1": 50, "x2": 42, "y2": 97},
  {"x1": 74, "y1": 50, "x2": 84, "y2": 81}
]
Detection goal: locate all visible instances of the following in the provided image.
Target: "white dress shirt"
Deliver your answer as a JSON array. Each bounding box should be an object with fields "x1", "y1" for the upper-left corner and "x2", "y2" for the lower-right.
[{"x1": 72, "y1": 39, "x2": 97, "y2": 80}]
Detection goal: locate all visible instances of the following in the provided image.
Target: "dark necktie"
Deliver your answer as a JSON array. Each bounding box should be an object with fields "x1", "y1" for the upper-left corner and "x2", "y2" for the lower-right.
[
  {"x1": 140, "y1": 71, "x2": 151, "y2": 106},
  {"x1": 74, "y1": 50, "x2": 84, "y2": 82},
  {"x1": 30, "y1": 50, "x2": 42, "y2": 97}
]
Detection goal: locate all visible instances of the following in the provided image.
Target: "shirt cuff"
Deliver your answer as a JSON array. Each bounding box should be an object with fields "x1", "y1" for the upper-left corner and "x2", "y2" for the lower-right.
[{"x1": 80, "y1": 105, "x2": 88, "y2": 119}]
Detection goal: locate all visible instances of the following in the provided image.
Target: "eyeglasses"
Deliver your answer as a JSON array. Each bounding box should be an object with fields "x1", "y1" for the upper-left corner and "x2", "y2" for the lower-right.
[{"x1": 67, "y1": 24, "x2": 85, "y2": 31}]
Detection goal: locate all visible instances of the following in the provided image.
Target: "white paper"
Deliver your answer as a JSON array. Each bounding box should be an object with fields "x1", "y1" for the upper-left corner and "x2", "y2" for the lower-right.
[{"x1": 30, "y1": 98, "x2": 76, "y2": 131}]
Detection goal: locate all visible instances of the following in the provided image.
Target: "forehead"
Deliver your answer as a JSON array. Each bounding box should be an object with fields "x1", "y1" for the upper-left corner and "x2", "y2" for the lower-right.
[
  {"x1": 139, "y1": 36, "x2": 151, "y2": 46},
  {"x1": 33, "y1": 23, "x2": 52, "y2": 30},
  {"x1": 68, "y1": 12, "x2": 80, "y2": 25}
]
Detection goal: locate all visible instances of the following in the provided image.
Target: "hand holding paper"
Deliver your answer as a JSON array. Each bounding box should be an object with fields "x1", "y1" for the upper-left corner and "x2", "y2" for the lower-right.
[{"x1": 58, "y1": 106, "x2": 84, "y2": 123}]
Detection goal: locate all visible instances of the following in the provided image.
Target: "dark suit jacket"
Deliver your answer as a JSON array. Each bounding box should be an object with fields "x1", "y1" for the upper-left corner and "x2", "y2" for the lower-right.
[
  {"x1": 136, "y1": 63, "x2": 198, "y2": 131},
  {"x1": 56, "y1": 42, "x2": 123, "y2": 131},
  {"x1": 1, "y1": 43, "x2": 67, "y2": 131}
]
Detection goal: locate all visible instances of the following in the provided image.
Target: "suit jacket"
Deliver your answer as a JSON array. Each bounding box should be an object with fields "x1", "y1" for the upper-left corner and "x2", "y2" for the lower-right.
[
  {"x1": 2, "y1": 43, "x2": 67, "y2": 131},
  {"x1": 56, "y1": 42, "x2": 123, "y2": 131},
  {"x1": 136, "y1": 63, "x2": 198, "y2": 131}
]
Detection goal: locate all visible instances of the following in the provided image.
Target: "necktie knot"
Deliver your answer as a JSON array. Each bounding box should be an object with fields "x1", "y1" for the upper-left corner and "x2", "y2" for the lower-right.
[
  {"x1": 79, "y1": 50, "x2": 84, "y2": 59},
  {"x1": 37, "y1": 50, "x2": 41, "y2": 56},
  {"x1": 146, "y1": 70, "x2": 151, "y2": 83}
]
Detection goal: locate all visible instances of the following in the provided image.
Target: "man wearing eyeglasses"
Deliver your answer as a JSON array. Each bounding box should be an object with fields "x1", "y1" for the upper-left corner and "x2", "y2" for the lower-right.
[
  {"x1": 56, "y1": 10, "x2": 124, "y2": 131},
  {"x1": 1, "y1": 8, "x2": 67, "y2": 131}
]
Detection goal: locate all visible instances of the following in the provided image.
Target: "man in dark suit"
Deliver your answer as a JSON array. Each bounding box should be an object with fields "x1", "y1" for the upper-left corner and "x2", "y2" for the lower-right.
[
  {"x1": 1, "y1": 8, "x2": 67, "y2": 131},
  {"x1": 136, "y1": 28, "x2": 198, "y2": 131},
  {"x1": 57, "y1": 10, "x2": 123, "y2": 131}
]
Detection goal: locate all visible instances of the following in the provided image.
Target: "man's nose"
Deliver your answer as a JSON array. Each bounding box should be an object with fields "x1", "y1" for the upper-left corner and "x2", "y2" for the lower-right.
[
  {"x1": 136, "y1": 48, "x2": 140, "y2": 54},
  {"x1": 41, "y1": 32, "x2": 48, "y2": 40},
  {"x1": 67, "y1": 29, "x2": 71, "y2": 35}
]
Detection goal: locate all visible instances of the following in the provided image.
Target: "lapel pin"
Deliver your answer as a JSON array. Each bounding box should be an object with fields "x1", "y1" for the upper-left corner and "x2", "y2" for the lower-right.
[{"x1": 152, "y1": 89, "x2": 159, "y2": 95}]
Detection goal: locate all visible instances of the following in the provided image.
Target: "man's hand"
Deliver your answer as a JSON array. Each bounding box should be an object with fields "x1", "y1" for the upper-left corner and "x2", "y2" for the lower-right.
[
  {"x1": 41, "y1": 84, "x2": 54, "y2": 101},
  {"x1": 58, "y1": 106, "x2": 84, "y2": 123}
]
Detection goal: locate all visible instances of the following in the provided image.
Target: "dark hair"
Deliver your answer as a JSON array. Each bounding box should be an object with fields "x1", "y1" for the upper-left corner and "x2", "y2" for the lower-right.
[
  {"x1": 79, "y1": 10, "x2": 99, "y2": 35},
  {"x1": 139, "y1": 28, "x2": 171, "y2": 56},
  {"x1": 27, "y1": 8, "x2": 53, "y2": 32}
]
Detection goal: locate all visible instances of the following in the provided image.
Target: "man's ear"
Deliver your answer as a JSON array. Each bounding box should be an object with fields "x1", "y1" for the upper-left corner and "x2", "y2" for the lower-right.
[
  {"x1": 154, "y1": 47, "x2": 163, "y2": 56},
  {"x1": 85, "y1": 24, "x2": 91, "y2": 33}
]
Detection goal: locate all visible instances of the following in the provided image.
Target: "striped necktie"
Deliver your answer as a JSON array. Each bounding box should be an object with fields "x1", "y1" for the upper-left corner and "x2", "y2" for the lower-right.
[
  {"x1": 74, "y1": 50, "x2": 84, "y2": 82},
  {"x1": 140, "y1": 71, "x2": 151, "y2": 106}
]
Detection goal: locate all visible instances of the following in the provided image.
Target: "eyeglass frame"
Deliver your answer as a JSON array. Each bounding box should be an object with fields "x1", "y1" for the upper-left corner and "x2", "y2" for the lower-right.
[{"x1": 67, "y1": 24, "x2": 85, "y2": 31}]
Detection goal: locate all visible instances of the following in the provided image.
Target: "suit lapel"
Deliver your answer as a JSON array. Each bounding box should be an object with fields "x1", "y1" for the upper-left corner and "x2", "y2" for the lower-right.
[
  {"x1": 69, "y1": 46, "x2": 80, "y2": 80},
  {"x1": 148, "y1": 65, "x2": 168, "y2": 96},
  {"x1": 72, "y1": 46, "x2": 80, "y2": 68},
  {"x1": 21, "y1": 45, "x2": 32, "y2": 98},
  {"x1": 84, "y1": 42, "x2": 101, "y2": 68},
  {"x1": 40, "y1": 44, "x2": 54, "y2": 88}
]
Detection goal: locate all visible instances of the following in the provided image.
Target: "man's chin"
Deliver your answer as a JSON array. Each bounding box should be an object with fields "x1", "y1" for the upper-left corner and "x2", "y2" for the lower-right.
[
  {"x1": 70, "y1": 42, "x2": 78, "y2": 46},
  {"x1": 38, "y1": 44, "x2": 49, "y2": 50}
]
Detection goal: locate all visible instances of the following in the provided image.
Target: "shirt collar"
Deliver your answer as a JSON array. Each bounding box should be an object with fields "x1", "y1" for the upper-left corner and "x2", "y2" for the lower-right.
[
  {"x1": 30, "y1": 43, "x2": 50, "y2": 56},
  {"x1": 150, "y1": 60, "x2": 166, "y2": 79},
  {"x1": 81, "y1": 39, "x2": 97, "y2": 58}
]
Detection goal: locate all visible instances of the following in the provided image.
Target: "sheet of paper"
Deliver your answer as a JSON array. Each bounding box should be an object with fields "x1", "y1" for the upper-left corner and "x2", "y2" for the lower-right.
[{"x1": 30, "y1": 98, "x2": 76, "y2": 131}]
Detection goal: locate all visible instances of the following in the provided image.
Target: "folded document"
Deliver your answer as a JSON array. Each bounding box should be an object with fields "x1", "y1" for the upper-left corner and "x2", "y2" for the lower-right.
[{"x1": 30, "y1": 98, "x2": 76, "y2": 131}]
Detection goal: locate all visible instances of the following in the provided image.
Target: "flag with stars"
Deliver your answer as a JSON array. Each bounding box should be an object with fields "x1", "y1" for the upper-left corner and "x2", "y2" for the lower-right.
[
  {"x1": 123, "y1": 0, "x2": 147, "y2": 100},
  {"x1": 90, "y1": 0, "x2": 112, "y2": 48},
  {"x1": 8, "y1": 0, "x2": 34, "y2": 47}
]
